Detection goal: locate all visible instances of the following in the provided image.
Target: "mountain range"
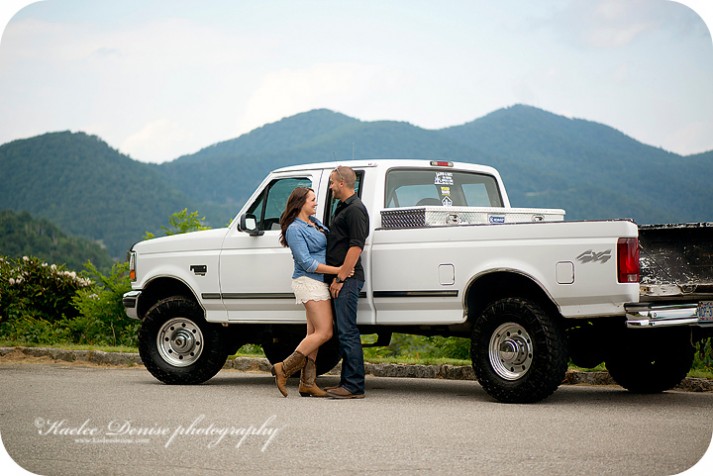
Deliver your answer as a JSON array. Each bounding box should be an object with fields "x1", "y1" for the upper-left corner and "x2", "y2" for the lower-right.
[{"x1": 1, "y1": 104, "x2": 711, "y2": 259}]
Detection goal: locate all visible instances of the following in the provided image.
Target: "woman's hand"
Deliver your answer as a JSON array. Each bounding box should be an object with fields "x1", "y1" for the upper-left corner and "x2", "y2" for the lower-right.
[
  {"x1": 336, "y1": 265, "x2": 355, "y2": 278},
  {"x1": 330, "y1": 280, "x2": 343, "y2": 298},
  {"x1": 331, "y1": 266, "x2": 353, "y2": 298}
]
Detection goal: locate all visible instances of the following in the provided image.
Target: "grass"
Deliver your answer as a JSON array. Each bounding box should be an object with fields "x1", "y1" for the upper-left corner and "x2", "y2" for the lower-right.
[
  {"x1": 568, "y1": 363, "x2": 607, "y2": 373},
  {"x1": 687, "y1": 368, "x2": 713, "y2": 379}
]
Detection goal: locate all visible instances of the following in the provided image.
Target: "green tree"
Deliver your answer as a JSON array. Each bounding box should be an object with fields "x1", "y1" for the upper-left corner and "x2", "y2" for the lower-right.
[
  {"x1": 70, "y1": 261, "x2": 137, "y2": 346},
  {"x1": 144, "y1": 209, "x2": 211, "y2": 239}
]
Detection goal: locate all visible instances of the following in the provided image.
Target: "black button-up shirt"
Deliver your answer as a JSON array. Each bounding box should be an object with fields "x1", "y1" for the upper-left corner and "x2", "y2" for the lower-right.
[{"x1": 326, "y1": 194, "x2": 370, "y2": 282}]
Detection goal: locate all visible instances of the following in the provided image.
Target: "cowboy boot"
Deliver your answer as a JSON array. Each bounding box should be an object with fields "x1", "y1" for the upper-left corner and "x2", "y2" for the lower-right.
[
  {"x1": 271, "y1": 351, "x2": 306, "y2": 397},
  {"x1": 299, "y1": 357, "x2": 328, "y2": 397}
]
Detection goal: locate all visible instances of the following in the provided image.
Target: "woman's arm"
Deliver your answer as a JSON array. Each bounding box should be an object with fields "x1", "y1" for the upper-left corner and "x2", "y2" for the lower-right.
[
  {"x1": 286, "y1": 227, "x2": 320, "y2": 273},
  {"x1": 314, "y1": 263, "x2": 342, "y2": 275},
  {"x1": 286, "y1": 226, "x2": 349, "y2": 276},
  {"x1": 333, "y1": 246, "x2": 360, "y2": 282}
]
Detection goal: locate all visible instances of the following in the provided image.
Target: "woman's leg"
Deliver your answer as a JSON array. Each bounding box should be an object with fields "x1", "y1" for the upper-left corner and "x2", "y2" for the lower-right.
[
  {"x1": 271, "y1": 300, "x2": 333, "y2": 397},
  {"x1": 304, "y1": 308, "x2": 317, "y2": 362},
  {"x1": 296, "y1": 299, "x2": 334, "y2": 357},
  {"x1": 297, "y1": 300, "x2": 333, "y2": 397}
]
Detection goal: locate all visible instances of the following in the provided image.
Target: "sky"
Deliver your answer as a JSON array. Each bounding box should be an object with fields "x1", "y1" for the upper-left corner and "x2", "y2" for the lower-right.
[{"x1": 0, "y1": 0, "x2": 712, "y2": 164}]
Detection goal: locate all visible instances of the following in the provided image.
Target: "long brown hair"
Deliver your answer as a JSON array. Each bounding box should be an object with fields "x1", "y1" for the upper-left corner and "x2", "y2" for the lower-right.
[{"x1": 279, "y1": 187, "x2": 314, "y2": 247}]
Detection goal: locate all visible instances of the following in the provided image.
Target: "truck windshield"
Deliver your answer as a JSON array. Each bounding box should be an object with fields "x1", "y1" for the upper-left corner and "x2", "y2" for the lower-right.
[{"x1": 384, "y1": 169, "x2": 503, "y2": 208}]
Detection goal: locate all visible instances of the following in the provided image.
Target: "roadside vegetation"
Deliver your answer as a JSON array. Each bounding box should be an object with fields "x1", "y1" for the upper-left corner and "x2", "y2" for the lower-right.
[
  {"x1": 1, "y1": 210, "x2": 711, "y2": 380},
  {"x1": 0, "y1": 255, "x2": 137, "y2": 347}
]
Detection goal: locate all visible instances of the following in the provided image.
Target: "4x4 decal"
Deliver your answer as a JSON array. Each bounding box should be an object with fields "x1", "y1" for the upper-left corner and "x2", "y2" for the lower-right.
[{"x1": 576, "y1": 249, "x2": 612, "y2": 264}]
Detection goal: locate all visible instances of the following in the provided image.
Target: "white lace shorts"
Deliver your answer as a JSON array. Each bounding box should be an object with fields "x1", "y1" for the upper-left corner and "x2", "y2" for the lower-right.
[{"x1": 291, "y1": 276, "x2": 331, "y2": 304}]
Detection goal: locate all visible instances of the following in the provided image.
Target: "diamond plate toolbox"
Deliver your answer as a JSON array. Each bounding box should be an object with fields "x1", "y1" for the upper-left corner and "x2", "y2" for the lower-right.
[{"x1": 380, "y1": 206, "x2": 565, "y2": 229}]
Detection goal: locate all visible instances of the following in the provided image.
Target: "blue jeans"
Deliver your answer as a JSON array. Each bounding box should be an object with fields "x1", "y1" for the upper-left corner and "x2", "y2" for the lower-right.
[{"x1": 333, "y1": 279, "x2": 365, "y2": 394}]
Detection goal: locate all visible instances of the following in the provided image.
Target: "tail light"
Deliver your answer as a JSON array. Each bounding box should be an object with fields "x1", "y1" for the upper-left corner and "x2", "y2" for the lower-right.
[{"x1": 617, "y1": 237, "x2": 639, "y2": 283}]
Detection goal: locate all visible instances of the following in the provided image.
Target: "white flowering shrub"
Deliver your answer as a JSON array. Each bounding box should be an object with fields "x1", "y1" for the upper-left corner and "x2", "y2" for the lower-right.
[
  {"x1": 0, "y1": 256, "x2": 139, "y2": 346},
  {"x1": 0, "y1": 256, "x2": 92, "y2": 343},
  {"x1": 0, "y1": 256, "x2": 91, "y2": 322}
]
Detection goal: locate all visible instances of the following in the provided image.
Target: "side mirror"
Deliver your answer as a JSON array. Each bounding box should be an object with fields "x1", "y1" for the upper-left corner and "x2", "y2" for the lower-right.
[{"x1": 239, "y1": 214, "x2": 264, "y2": 236}]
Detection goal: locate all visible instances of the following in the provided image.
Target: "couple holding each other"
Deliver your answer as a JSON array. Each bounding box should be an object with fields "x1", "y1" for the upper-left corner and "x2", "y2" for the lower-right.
[{"x1": 271, "y1": 166, "x2": 370, "y2": 399}]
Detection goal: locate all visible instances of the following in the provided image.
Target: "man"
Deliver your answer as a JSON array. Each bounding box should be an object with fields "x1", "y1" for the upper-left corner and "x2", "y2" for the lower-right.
[{"x1": 325, "y1": 165, "x2": 370, "y2": 399}]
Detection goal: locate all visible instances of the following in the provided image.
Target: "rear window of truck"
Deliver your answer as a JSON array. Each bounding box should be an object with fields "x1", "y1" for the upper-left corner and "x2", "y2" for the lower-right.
[{"x1": 384, "y1": 169, "x2": 503, "y2": 208}]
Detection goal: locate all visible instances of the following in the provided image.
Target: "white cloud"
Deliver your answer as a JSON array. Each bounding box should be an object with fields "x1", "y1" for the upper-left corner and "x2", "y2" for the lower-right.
[
  {"x1": 237, "y1": 62, "x2": 402, "y2": 135},
  {"x1": 553, "y1": 0, "x2": 700, "y2": 49},
  {"x1": 665, "y1": 119, "x2": 713, "y2": 156},
  {"x1": 122, "y1": 119, "x2": 197, "y2": 163}
]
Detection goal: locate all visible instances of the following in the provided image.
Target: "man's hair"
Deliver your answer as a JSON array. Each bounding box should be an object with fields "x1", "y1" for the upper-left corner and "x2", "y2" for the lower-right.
[{"x1": 332, "y1": 165, "x2": 357, "y2": 189}]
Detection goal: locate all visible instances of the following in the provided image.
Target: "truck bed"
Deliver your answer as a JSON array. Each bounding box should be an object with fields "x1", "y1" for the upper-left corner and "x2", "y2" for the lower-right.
[{"x1": 639, "y1": 222, "x2": 713, "y2": 302}]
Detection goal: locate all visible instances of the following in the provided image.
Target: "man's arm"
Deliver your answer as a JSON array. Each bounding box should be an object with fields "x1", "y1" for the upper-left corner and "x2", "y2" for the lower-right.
[{"x1": 330, "y1": 245, "x2": 362, "y2": 297}]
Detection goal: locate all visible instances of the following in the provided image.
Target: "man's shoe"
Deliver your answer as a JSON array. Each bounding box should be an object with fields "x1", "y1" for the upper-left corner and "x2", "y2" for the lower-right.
[{"x1": 326, "y1": 386, "x2": 365, "y2": 399}]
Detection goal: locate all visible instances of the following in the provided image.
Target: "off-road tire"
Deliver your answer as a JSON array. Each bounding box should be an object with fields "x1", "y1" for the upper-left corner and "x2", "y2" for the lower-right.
[
  {"x1": 139, "y1": 296, "x2": 228, "y2": 384},
  {"x1": 471, "y1": 297, "x2": 568, "y2": 403},
  {"x1": 605, "y1": 327, "x2": 694, "y2": 394}
]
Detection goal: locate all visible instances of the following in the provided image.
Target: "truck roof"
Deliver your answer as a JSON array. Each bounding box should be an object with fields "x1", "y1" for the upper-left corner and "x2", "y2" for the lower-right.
[{"x1": 272, "y1": 159, "x2": 501, "y2": 176}]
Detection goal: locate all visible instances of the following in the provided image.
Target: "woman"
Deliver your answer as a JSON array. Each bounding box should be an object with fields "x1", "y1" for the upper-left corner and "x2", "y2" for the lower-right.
[{"x1": 272, "y1": 187, "x2": 350, "y2": 397}]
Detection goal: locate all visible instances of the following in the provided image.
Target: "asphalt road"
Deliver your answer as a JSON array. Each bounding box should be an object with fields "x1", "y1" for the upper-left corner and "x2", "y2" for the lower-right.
[{"x1": 0, "y1": 362, "x2": 711, "y2": 476}]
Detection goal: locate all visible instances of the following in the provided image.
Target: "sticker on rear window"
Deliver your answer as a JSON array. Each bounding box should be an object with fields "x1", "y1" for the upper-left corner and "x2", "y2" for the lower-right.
[{"x1": 435, "y1": 172, "x2": 454, "y2": 185}]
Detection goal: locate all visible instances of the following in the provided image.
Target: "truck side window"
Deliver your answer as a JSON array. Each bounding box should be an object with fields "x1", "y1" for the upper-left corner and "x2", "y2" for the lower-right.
[
  {"x1": 246, "y1": 177, "x2": 312, "y2": 231},
  {"x1": 384, "y1": 169, "x2": 503, "y2": 208},
  {"x1": 323, "y1": 170, "x2": 364, "y2": 229}
]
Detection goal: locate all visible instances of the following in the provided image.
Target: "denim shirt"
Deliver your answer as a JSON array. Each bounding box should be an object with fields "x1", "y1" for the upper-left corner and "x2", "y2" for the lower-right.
[{"x1": 285, "y1": 217, "x2": 329, "y2": 281}]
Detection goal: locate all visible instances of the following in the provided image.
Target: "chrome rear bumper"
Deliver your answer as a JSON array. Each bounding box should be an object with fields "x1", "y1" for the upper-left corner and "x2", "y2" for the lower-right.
[{"x1": 625, "y1": 302, "x2": 704, "y2": 328}]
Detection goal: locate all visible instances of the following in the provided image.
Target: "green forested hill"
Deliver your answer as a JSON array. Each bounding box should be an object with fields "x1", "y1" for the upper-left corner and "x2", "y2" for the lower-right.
[
  {"x1": 161, "y1": 105, "x2": 713, "y2": 225},
  {"x1": 0, "y1": 131, "x2": 202, "y2": 258},
  {"x1": 0, "y1": 210, "x2": 113, "y2": 271},
  {"x1": 160, "y1": 109, "x2": 483, "y2": 212},
  {"x1": 0, "y1": 106, "x2": 711, "y2": 261},
  {"x1": 438, "y1": 105, "x2": 710, "y2": 223}
]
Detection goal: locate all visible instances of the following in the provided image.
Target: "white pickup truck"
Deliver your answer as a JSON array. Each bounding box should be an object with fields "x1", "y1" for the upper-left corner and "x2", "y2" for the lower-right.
[{"x1": 123, "y1": 159, "x2": 713, "y2": 403}]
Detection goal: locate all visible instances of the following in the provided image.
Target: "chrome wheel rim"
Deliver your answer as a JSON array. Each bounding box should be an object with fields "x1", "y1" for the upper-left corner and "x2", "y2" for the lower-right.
[
  {"x1": 157, "y1": 317, "x2": 203, "y2": 367},
  {"x1": 489, "y1": 323, "x2": 533, "y2": 381}
]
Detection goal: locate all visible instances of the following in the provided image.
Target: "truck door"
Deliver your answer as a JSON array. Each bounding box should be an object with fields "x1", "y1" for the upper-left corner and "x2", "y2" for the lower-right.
[{"x1": 219, "y1": 171, "x2": 323, "y2": 322}]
